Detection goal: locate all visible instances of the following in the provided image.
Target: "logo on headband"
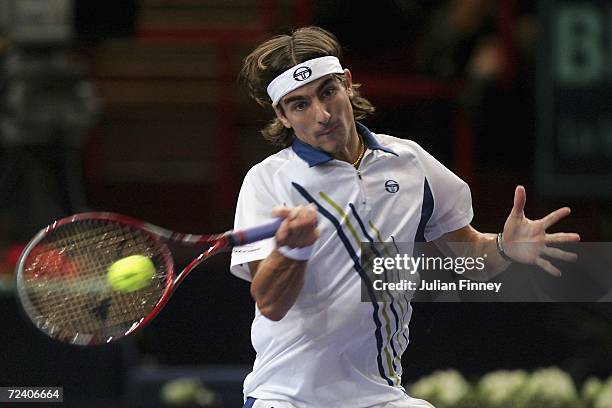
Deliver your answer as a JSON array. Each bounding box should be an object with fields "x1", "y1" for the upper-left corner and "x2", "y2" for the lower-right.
[{"x1": 293, "y1": 66, "x2": 312, "y2": 81}]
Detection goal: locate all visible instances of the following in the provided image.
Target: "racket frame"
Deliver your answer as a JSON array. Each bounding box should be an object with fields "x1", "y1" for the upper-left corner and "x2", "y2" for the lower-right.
[{"x1": 15, "y1": 212, "x2": 280, "y2": 345}]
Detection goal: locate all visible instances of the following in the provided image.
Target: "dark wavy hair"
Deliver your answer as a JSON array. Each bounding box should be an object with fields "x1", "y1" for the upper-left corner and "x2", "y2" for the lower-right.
[{"x1": 239, "y1": 26, "x2": 375, "y2": 148}]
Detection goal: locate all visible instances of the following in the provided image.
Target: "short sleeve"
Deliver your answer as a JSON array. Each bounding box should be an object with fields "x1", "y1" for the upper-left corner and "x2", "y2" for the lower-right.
[
  {"x1": 230, "y1": 166, "x2": 282, "y2": 281},
  {"x1": 411, "y1": 142, "x2": 474, "y2": 241}
]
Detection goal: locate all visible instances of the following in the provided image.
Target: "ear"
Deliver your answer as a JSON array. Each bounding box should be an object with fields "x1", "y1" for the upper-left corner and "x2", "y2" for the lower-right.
[
  {"x1": 273, "y1": 105, "x2": 292, "y2": 128},
  {"x1": 344, "y1": 68, "x2": 354, "y2": 97}
]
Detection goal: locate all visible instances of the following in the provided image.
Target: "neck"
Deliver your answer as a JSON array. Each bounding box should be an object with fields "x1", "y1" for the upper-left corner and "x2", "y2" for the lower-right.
[
  {"x1": 334, "y1": 125, "x2": 362, "y2": 164},
  {"x1": 350, "y1": 135, "x2": 364, "y2": 167}
]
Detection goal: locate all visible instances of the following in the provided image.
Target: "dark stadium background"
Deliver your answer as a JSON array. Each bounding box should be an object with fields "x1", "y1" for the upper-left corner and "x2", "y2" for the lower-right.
[{"x1": 0, "y1": 1, "x2": 610, "y2": 406}]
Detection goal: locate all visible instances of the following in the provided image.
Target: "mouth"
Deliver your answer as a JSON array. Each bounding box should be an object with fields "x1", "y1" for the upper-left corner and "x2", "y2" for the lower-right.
[{"x1": 317, "y1": 123, "x2": 340, "y2": 137}]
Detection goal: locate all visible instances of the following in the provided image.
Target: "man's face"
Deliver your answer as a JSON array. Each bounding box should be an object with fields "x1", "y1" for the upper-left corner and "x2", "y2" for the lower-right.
[{"x1": 275, "y1": 70, "x2": 357, "y2": 156}]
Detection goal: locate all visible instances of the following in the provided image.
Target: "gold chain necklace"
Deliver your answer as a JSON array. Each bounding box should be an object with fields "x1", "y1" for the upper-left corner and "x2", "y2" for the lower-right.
[{"x1": 351, "y1": 136, "x2": 365, "y2": 168}]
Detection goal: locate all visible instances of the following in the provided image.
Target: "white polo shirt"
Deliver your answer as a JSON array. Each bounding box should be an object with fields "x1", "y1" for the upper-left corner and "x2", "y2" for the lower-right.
[{"x1": 230, "y1": 123, "x2": 473, "y2": 408}]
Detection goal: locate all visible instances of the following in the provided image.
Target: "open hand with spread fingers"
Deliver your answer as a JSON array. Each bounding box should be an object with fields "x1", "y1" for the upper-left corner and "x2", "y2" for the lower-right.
[{"x1": 501, "y1": 186, "x2": 581, "y2": 277}]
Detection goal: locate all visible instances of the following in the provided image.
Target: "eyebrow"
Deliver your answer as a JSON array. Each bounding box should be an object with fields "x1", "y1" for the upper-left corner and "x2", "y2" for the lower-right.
[{"x1": 281, "y1": 77, "x2": 337, "y2": 106}]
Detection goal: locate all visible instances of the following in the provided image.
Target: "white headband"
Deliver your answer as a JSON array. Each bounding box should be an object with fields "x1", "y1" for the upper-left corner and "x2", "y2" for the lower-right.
[{"x1": 267, "y1": 56, "x2": 345, "y2": 107}]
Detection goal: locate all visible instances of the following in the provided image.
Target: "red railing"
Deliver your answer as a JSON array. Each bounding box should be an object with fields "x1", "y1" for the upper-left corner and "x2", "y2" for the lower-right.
[{"x1": 135, "y1": 0, "x2": 313, "y2": 209}]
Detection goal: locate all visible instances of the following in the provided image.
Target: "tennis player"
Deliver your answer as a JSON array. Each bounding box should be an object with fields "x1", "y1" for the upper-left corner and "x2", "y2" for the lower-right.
[{"x1": 231, "y1": 26, "x2": 579, "y2": 408}]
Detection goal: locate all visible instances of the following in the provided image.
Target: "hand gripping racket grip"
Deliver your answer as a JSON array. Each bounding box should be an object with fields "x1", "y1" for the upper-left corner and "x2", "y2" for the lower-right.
[{"x1": 227, "y1": 218, "x2": 283, "y2": 246}]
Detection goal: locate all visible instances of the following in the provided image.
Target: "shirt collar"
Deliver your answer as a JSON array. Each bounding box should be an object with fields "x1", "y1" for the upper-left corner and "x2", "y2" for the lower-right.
[
  {"x1": 356, "y1": 122, "x2": 398, "y2": 156},
  {"x1": 291, "y1": 122, "x2": 398, "y2": 167}
]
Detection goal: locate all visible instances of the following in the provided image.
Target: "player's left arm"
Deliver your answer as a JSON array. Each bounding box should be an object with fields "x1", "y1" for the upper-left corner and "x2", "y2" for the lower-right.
[{"x1": 434, "y1": 185, "x2": 580, "y2": 281}]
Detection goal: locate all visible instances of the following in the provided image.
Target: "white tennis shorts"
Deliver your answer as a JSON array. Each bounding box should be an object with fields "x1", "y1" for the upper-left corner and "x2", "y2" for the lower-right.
[{"x1": 250, "y1": 395, "x2": 435, "y2": 408}]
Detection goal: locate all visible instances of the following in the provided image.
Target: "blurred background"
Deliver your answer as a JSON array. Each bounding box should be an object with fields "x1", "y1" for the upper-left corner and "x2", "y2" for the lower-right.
[{"x1": 0, "y1": 0, "x2": 611, "y2": 407}]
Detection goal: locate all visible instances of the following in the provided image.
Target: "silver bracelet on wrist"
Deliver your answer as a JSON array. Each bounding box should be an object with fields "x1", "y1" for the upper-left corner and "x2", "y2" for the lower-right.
[{"x1": 496, "y1": 232, "x2": 513, "y2": 263}]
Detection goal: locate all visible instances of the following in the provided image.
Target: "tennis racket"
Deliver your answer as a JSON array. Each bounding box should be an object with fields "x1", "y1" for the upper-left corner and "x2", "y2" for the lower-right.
[{"x1": 15, "y1": 212, "x2": 281, "y2": 346}]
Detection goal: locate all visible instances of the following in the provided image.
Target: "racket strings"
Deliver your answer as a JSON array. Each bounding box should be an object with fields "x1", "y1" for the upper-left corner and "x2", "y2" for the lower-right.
[{"x1": 20, "y1": 219, "x2": 171, "y2": 343}]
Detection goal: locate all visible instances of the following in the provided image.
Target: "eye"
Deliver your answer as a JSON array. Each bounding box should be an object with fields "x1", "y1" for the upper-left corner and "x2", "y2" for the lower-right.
[
  {"x1": 292, "y1": 101, "x2": 307, "y2": 111},
  {"x1": 322, "y1": 87, "x2": 336, "y2": 98}
]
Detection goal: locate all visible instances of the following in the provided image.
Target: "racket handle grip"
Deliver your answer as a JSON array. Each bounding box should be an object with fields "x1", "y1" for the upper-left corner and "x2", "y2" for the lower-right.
[{"x1": 230, "y1": 218, "x2": 283, "y2": 246}]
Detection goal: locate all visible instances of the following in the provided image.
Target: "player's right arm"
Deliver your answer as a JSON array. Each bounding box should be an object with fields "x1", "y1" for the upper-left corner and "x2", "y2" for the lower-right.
[{"x1": 249, "y1": 204, "x2": 319, "y2": 321}]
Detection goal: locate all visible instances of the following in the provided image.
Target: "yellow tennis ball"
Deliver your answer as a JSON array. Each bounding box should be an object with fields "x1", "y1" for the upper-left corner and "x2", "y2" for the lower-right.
[{"x1": 106, "y1": 255, "x2": 155, "y2": 292}]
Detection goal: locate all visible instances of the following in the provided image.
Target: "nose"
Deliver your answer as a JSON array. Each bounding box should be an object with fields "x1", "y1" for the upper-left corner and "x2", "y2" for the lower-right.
[{"x1": 313, "y1": 99, "x2": 331, "y2": 124}]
